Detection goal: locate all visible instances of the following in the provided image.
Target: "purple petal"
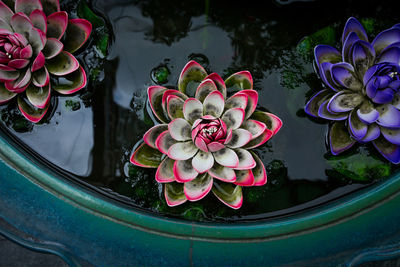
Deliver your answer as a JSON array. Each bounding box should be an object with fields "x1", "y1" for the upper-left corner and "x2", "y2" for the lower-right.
[
  {"x1": 357, "y1": 101, "x2": 379, "y2": 124},
  {"x1": 377, "y1": 46, "x2": 400, "y2": 64},
  {"x1": 327, "y1": 91, "x2": 364, "y2": 113},
  {"x1": 351, "y1": 40, "x2": 375, "y2": 75},
  {"x1": 381, "y1": 127, "x2": 400, "y2": 145},
  {"x1": 342, "y1": 17, "x2": 368, "y2": 44},
  {"x1": 319, "y1": 62, "x2": 340, "y2": 91},
  {"x1": 372, "y1": 88, "x2": 395, "y2": 104},
  {"x1": 329, "y1": 121, "x2": 356, "y2": 155},
  {"x1": 331, "y1": 62, "x2": 361, "y2": 90},
  {"x1": 372, "y1": 28, "x2": 400, "y2": 55},
  {"x1": 361, "y1": 123, "x2": 380, "y2": 142},
  {"x1": 318, "y1": 100, "x2": 348, "y2": 121},
  {"x1": 373, "y1": 137, "x2": 400, "y2": 164},
  {"x1": 304, "y1": 89, "x2": 333, "y2": 118},
  {"x1": 314, "y1": 45, "x2": 341, "y2": 67},
  {"x1": 376, "y1": 104, "x2": 400, "y2": 128},
  {"x1": 342, "y1": 32, "x2": 359, "y2": 62},
  {"x1": 348, "y1": 110, "x2": 368, "y2": 140}
]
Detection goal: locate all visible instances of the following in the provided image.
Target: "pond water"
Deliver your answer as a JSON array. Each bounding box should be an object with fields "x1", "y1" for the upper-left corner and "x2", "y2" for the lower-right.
[{"x1": 1, "y1": 0, "x2": 400, "y2": 222}]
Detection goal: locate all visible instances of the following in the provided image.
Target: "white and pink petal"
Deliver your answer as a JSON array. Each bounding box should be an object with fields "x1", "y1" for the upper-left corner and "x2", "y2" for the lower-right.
[
  {"x1": 155, "y1": 157, "x2": 175, "y2": 183},
  {"x1": 173, "y1": 159, "x2": 198, "y2": 183},
  {"x1": 184, "y1": 173, "x2": 213, "y2": 201},
  {"x1": 212, "y1": 181, "x2": 243, "y2": 209}
]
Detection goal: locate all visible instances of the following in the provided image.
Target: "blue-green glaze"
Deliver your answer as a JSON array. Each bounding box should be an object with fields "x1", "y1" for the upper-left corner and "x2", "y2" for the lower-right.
[{"x1": 1, "y1": 130, "x2": 400, "y2": 266}]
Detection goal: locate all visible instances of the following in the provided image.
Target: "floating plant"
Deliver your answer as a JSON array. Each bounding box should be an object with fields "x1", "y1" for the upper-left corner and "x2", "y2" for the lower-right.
[
  {"x1": 0, "y1": 0, "x2": 91, "y2": 122},
  {"x1": 130, "y1": 61, "x2": 282, "y2": 209},
  {"x1": 305, "y1": 17, "x2": 400, "y2": 164}
]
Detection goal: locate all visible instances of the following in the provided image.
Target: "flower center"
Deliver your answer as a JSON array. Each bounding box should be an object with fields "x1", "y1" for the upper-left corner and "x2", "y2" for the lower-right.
[{"x1": 389, "y1": 72, "x2": 399, "y2": 78}]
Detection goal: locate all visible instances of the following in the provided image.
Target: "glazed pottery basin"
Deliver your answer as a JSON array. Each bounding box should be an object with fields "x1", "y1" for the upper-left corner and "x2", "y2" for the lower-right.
[{"x1": 1, "y1": 130, "x2": 400, "y2": 266}]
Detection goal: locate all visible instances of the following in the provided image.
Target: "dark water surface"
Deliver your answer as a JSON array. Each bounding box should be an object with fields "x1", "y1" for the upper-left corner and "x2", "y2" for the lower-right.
[{"x1": 1, "y1": 0, "x2": 400, "y2": 222}]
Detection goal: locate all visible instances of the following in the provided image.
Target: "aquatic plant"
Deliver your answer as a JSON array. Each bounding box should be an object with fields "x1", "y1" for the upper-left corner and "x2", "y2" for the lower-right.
[
  {"x1": 305, "y1": 17, "x2": 400, "y2": 164},
  {"x1": 130, "y1": 61, "x2": 282, "y2": 209},
  {"x1": 0, "y1": 0, "x2": 91, "y2": 122}
]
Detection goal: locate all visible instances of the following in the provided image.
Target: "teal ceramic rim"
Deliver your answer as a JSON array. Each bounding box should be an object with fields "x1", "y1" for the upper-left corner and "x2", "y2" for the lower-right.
[{"x1": 1, "y1": 132, "x2": 400, "y2": 243}]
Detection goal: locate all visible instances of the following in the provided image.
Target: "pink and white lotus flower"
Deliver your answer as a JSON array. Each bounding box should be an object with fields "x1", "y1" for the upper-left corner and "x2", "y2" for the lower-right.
[
  {"x1": 0, "y1": 0, "x2": 91, "y2": 122},
  {"x1": 131, "y1": 61, "x2": 282, "y2": 209}
]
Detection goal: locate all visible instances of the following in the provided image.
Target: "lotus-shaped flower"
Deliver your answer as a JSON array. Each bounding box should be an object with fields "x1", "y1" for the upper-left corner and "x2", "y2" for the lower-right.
[
  {"x1": 305, "y1": 17, "x2": 400, "y2": 164},
  {"x1": 130, "y1": 61, "x2": 282, "y2": 209},
  {"x1": 0, "y1": 0, "x2": 91, "y2": 122}
]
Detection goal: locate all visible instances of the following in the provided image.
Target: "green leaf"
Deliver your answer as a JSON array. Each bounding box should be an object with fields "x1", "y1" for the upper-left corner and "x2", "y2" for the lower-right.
[
  {"x1": 326, "y1": 147, "x2": 391, "y2": 182},
  {"x1": 78, "y1": 0, "x2": 104, "y2": 28},
  {"x1": 296, "y1": 25, "x2": 336, "y2": 60}
]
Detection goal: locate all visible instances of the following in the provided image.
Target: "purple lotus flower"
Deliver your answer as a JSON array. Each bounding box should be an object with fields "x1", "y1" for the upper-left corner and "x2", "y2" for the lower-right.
[
  {"x1": 305, "y1": 17, "x2": 400, "y2": 164},
  {"x1": 0, "y1": 0, "x2": 92, "y2": 122},
  {"x1": 130, "y1": 61, "x2": 282, "y2": 209}
]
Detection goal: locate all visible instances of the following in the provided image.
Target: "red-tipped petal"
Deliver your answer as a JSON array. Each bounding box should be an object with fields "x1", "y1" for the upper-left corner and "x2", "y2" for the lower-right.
[
  {"x1": 43, "y1": 38, "x2": 63, "y2": 59},
  {"x1": 63, "y1": 19, "x2": 92, "y2": 53},
  {"x1": 53, "y1": 66, "x2": 87, "y2": 94},
  {"x1": 205, "y1": 73, "x2": 226, "y2": 99},
  {"x1": 234, "y1": 148, "x2": 256, "y2": 170},
  {"x1": 155, "y1": 130, "x2": 177, "y2": 155},
  {"x1": 224, "y1": 70, "x2": 253, "y2": 90},
  {"x1": 26, "y1": 83, "x2": 51, "y2": 109},
  {"x1": 178, "y1": 60, "x2": 207, "y2": 94},
  {"x1": 192, "y1": 151, "x2": 214, "y2": 173},
  {"x1": 46, "y1": 51, "x2": 79, "y2": 76},
  {"x1": 251, "y1": 152, "x2": 267, "y2": 186},
  {"x1": 46, "y1": 11, "x2": 68, "y2": 40},
  {"x1": 143, "y1": 124, "x2": 168, "y2": 149},
  {"x1": 167, "y1": 141, "x2": 198, "y2": 161},
  {"x1": 195, "y1": 78, "x2": 217, "y2": 102},
  {"x1": 31, "y1": 51, "x2": 45, "y2": 72},
  {"x1": 164, "y1": 183, "x2": 187, "y2": 207},
  {"x1": 213, "y1": 147, "x2": 239, "y2": 168},
  {"x1": 234, "y1": 169, "x2": 255, "y2": 186},
  {"x1": 15, "y1": 0, "x2": 43, "y2": 16},
  {"x1": 208, "y1": 164, "x2": 236, "y2": 183},
  {"x1": 148, "y1": 85, "x2": 168, "y2": 123},
  {"x1": 129, "y1": 143, "x2": 163, "y2": 168},
  {"x1": 203, "y1": 90, "x2": 224, "y2": 118},
  {"x1": 17, "y1": 96, "x2": 49, "y2": 123},
  {"x1": 173, "y1": 160, "x2": 198, "y2": 183},
  {"x1": 155, "y1": 157, "x2": 175, "y2": 183},
  {"x1": 8, "y1": 59, "x2": 29, "y2": 69},
  {"x1": 29, "y1": 9, "x2": 47, "y2": 33},
  {"x1": 212, "y1": 181, "x2": 243, "y2": 209},
  {"x1": 184, "y1": 174, "x2": 213, "y2": 201}
]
